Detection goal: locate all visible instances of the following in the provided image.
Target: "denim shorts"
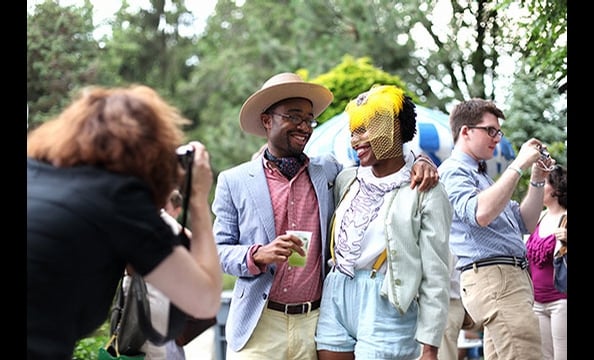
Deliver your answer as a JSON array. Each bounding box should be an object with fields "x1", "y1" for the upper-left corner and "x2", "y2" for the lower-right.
[{"x1": 315, "y1": 269, "x2": 420, "y2": 360}]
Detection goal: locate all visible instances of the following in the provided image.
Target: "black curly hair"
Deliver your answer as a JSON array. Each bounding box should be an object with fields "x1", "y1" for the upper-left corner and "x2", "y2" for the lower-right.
[{"x1": 398, "y1": 95, "x2": 417, "y2": 143}]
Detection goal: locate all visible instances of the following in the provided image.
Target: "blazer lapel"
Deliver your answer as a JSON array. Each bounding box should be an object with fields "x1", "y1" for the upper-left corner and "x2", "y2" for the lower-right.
[{"x1": 246, "y1": 160, "x2": 277, "y2": 243}]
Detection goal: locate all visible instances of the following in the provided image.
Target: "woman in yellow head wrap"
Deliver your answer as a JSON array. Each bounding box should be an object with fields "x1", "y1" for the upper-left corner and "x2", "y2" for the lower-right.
[{"x1": 315, "y1": 85, "x2": 453, "y2": 360}]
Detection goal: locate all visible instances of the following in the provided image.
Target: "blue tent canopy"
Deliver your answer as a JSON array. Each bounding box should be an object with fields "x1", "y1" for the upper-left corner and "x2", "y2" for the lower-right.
[{"x1": 305, "y1": 105, "x2": 515, "y2": 178}]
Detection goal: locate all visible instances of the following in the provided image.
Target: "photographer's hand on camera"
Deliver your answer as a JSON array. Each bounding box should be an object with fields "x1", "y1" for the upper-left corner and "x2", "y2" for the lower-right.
[
  {"x1": 169, "y1": 140, "x2": 221, "y2": 317},
  {"x1": 531, "y1": 153, "x2": 555, "y2": 182},
  {"x1": 511, "y1": 138, "x2": 553, "y2": 178},
  {"x1": 514, "y1": 138, "x2": 545, "y2": 170},
  {"x1": 526, "y1": 140, "x2": 555, "y2": 184},
  {"x1": 186, "y1": 141, "x2": 213, "y2": 205},
  {"x1": 509, "y1": 138, "x2": 555, "y2": 233}
]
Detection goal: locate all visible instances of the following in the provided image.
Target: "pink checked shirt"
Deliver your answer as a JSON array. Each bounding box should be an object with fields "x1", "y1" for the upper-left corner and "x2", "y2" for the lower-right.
[{"x1": 246, "y1": 157, "x2": 322, "y2": 304}]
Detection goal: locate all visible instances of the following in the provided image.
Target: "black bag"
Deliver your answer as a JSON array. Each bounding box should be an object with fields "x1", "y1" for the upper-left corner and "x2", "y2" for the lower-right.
[
  {"x1": 104, "y1": 272, "x2": 189, "y2": 358},
  {"x1": 107, "y1": 276, "x2": 147, "y2": 356},
  {"x1": 99, "y1": 332, "x2": 145, "y2": 360}
]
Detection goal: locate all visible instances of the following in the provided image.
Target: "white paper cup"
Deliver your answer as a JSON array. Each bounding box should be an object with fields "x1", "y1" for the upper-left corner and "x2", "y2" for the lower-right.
[{"x1": 286, "y1": 230, "x2": 312, "y2": 267}]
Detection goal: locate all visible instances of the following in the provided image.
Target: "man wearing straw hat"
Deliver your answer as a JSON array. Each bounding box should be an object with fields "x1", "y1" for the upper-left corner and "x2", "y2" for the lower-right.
[{"x1": 212, "y1": 72, "x2": 439, "y2": 360}]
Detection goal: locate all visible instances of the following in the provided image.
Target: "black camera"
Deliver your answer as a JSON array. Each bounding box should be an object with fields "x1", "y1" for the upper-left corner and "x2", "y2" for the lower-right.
[{"x1": 176, "y1": 144, "x2": 195, "y2": 169}]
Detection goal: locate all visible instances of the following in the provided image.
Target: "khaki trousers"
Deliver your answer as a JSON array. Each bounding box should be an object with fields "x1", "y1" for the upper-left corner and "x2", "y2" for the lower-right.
[{"x1": 461, "y1": 264, "x2": 542, "y2": 360}]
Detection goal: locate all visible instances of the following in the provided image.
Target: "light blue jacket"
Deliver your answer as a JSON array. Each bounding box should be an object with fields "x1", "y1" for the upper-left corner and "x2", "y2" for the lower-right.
[
  {"x1": 212, "y1": 153, "x2": 342, "y2": 352},
  {"x1": 333, "y1": 167, "x2": 453, "y2": 347}
]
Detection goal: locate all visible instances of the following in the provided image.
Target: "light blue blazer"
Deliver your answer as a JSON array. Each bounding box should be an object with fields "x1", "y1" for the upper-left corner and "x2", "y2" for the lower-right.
[{"x1": 212, "y1": 153, "x2": 342, "y2": 352}]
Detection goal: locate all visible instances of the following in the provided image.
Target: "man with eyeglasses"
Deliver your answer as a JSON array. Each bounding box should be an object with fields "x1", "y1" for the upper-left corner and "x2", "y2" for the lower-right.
[
  {"x1": 211, "y1": 72, "x2": 440, "y2": 360},
  {"x1": 437, "y1": 98, "x2": 556, "y2": 360}
]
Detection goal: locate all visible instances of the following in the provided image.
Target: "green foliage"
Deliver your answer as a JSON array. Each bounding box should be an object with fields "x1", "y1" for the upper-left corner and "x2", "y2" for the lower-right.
[
  {"x1": 311, "y1": 56, "x2": 417, "y2": 126},
  {"x1": 27, "y1": 0, "x2": 568, "y2": 193},
  {"x1": 223, "y1": 273, "x2": 237, "y2": 291},
  {"x1": 496, "y1": 68, "x2": 567, "y2": 202},
  {"x1": 183, "y1": 54, "x2": 419, "y2": 178},
  {"x1": 502, "y1": 72, "x2": 567, "y2": 169},
  {"x1": 399, "y1": 0, "x2": 517, "y2": 109},
  {"x1": 98, "y1": 0, "x2": 198, "y2": 100},
  {"x1": 27, "y1": 0, "x2": 567, "y2": 182},
  {"x1": 27, "y1": 0, "x2": 101, "y2": 129},
  {"x1": 185, "y1": 101, "x2": 266, "y2": 178},
  {"x1": 73, "y1": 321, "x2": 110, "y2": 360},
  {"x1": 547, "y1": 142, "x2": 567, "y2": 167},
  {"x1": 500, "y1": 0, "x2": 567, "y2": 88}
]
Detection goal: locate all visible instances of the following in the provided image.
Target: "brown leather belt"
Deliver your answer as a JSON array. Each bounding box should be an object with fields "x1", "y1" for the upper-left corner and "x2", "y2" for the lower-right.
[{"x1": 267, "y1": 299, "x2": 321, "y2": 315}]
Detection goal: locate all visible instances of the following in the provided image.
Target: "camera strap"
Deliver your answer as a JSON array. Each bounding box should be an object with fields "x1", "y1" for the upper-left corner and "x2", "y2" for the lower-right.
[
  {"x1": 178, "y1": 155, "x2": 193, "y2": 249},
  {"x1": 133, "y1": 147, "x2": 195, "y2": 343}
]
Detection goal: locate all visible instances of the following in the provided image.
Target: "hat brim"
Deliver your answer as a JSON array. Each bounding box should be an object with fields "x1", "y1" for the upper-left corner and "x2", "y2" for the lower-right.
[{"x1": 240, "y1": 82, "x2": 333, "y2": 138}]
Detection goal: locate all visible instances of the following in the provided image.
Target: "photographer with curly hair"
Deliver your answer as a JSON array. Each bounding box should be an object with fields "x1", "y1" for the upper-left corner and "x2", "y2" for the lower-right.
[{"x1": 27, "y1": 85, "x2": 222, "y2": 359}]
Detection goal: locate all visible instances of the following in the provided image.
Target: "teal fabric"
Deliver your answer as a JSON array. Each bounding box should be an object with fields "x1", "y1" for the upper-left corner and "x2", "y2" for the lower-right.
[{"x1": 98, "y1": 347, "x2": 144, "y2": 360}]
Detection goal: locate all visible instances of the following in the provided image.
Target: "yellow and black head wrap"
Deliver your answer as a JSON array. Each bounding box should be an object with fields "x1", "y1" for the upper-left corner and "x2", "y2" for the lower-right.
[{"x1": 345, "y1": 85, "x2": 416, "y2": 160}]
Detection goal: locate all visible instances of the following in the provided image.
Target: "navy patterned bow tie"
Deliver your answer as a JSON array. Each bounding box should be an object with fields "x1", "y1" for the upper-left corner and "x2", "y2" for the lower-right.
[
  {"x1": 264, "y1": 149, "x2": 305, "y2": 179},
  {"x1": 478, "y1": 161, "x2": 487, "y2": 173}
]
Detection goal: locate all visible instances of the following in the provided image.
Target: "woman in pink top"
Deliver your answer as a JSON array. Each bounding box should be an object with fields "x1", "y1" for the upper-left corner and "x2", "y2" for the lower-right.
[{"x1": 526, "y1": 165, "x2": 567, "y2": 360}]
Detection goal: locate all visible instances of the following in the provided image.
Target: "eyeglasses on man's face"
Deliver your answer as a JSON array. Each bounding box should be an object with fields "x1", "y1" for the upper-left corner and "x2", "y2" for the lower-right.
[
  {"x1": 269, "y1": 112, "x2": 318, "y2": 128},
  {"x1": 467, "y1": 125, "x2": 504, "y2": 138}
]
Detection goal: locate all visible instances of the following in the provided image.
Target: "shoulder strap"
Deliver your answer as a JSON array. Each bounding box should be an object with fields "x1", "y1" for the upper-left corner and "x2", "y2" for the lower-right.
[
  {"x1": 558, "y1": 213, "x2": 567, "y2": 228},
  {"x1": 537, "y1": 210, "x2": 547, "y2": 225},
  {"x1": 178, "y1": 149, "x2": 194, "y2": 249},
  {"x1": 131, "y1": 273, "x2": 187, "y2": 345}
]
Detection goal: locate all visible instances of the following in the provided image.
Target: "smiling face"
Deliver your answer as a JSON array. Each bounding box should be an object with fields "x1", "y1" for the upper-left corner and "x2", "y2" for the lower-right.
[
  {"x1": 261, "y1": 98, "x2": 314, "y2": 158},
  {"x1": 351, "y1": 127, "x2": 375, "y2": 165}
]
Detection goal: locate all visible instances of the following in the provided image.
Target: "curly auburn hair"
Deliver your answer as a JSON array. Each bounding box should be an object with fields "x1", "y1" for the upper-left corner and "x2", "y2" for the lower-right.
[{"x1": 27, "y1": 85, "x2": 189, "y2": 208}]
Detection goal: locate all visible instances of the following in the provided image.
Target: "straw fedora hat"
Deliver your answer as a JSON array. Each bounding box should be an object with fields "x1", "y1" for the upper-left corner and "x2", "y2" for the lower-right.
[{"x1": 239, "y1": 72, "x2": 334, "y2": 138}]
